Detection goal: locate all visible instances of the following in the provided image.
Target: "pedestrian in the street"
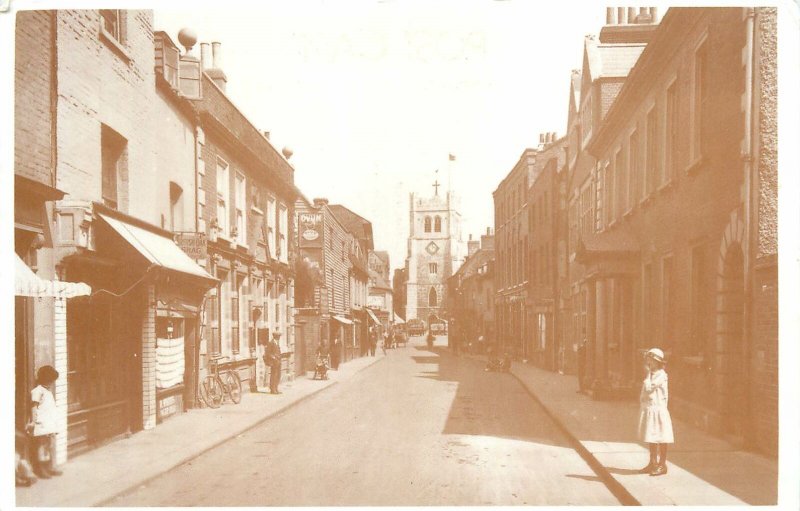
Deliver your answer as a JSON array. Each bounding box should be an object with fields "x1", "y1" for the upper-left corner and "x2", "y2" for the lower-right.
[
  {"x1": 639, "y1": 347, "x2": 674, "y2": 476},
  {"x1": 576, "y1": 337, "x2": 588, "y2": 393},
  {"x1": 266, "y1": 332, "x2": 283, "y2": 394},
  {"x1": 26, "y1": 365, "x2": 63, "y2": 479},
  {"x1": 379, "y1": 334, "x2": 387, "y2": 355},
  {"x1": 331, "y1": 337, "x2": 341, "y2": 370}
]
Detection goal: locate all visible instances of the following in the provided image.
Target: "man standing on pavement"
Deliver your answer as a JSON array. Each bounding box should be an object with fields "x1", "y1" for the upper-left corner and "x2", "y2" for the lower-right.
[
  {"x1": 267, "y1": 332, "x2": 283, "y2": 394},
  {"x1": 576, "y1": 336, "x2": 588, "y2": 393}
]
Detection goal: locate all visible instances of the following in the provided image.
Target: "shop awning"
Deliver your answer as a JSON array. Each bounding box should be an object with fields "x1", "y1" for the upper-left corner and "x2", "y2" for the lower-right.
[
  {"x1": 394, "y1": 313, "x2": 405, "y2": 324},
  {"x1": 366, "y1": 308, "x2": 380, "y2": 324},
  {"x1": 332, "y1": 315, "x2": 353, "y2": 325},
  {"x1": 99, "y1": 214, "x2": 214, "y2": 281},
  {"x1": 15, "y1": 254, "x2": 91, "y2": 298}
]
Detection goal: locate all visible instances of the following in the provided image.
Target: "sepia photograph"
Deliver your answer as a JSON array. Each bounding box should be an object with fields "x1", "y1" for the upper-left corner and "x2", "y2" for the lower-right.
[{"x1": 2, "y1": 0, "x2": 798, "y2": 507}]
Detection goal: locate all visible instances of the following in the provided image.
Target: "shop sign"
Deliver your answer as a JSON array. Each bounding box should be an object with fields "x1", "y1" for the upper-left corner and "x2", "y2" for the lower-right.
[
  {"x1": 175, "y1": 232, "x2": 207, "y2": 260},
  {"x1": 299, "y1": 213, "x2": 323, "y2": 247}
]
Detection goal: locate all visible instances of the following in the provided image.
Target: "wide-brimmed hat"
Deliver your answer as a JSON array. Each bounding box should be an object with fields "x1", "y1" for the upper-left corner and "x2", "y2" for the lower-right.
[
  {"x1": 646, "y1": 348, "x2": 665, "y2": 363},
  {"x1": 272, "y1": 332, "x2": 282, "y2": 338}
]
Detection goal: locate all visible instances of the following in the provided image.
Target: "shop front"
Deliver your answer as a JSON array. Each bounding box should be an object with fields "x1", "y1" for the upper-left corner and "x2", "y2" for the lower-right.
[{"x1": 58, "y1": 204, "x2": 215, "y2": 455}]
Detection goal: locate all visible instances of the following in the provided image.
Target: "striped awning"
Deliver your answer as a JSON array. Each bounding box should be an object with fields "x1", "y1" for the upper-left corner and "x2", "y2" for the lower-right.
[
  {"x1": 15, "y1": 254, "x2": 91, "y2": 298},
  {"x1": 366, "y1": 308, "x2": 380, "y2": 324},
  {"x1": 332, "y1": 315, "x2": 353, "y2": 325}
]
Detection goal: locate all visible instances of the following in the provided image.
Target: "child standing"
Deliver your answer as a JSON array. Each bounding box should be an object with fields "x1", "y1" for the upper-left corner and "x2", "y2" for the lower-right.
[
  {"x1": 638, "y1": 348, "x2": 674, "y2": 476},
  {"x1": 27, "y1": 365, "x2": 63, "y2": 479}
]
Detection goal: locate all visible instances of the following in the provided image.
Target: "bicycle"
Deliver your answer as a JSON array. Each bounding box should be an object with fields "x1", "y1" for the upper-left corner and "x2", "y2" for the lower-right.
[{"x1": 198, "y1": 355, "x2": 242, "y2": 408}]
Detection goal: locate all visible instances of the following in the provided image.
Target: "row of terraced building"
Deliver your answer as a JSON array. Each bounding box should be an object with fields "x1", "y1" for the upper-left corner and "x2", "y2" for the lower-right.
[
  {"x1": 14, "y1": 9, "x2": 392, "y2": 465},
  {"x1": 488, "y1": 7, "x2": 778, "y2": 457}
]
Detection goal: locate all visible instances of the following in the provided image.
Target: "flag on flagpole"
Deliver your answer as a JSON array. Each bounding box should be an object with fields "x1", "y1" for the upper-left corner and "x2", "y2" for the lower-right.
[{"x1": 448, "y1": 153, "x2": 456, "y2": 161}]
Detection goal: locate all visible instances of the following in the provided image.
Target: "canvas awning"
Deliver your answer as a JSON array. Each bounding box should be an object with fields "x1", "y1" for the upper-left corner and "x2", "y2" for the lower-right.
[
  {"x1": 366, "y1": 308, "x2": 380, "y2": 324},
  {"x1": 99, "y1": 214, "x2": 214, "y2": 282},
  {"x1": 15, "y1": 254, "x2": 91, "y2": 298},
  {"x1": 394, "y1": 313, "x2": 405, "y2": 324},
  {"x1": 332, "y1": 315, "x2": 353, "y2": 325}
]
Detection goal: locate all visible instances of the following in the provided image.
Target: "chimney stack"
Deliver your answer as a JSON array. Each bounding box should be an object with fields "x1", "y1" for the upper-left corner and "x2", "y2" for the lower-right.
[
  {"x1": 467, "y1": 238, "x2": 480, "y2": 258},
  {"x1": 601, "y1": 7, "x2": 659, "y2": 44},
  {"x1": 313, "y1": 198, "x2": 329, "y2": 207},
  {"x1": 205, "y1": 41, "x2": 228, "y2": 92}
]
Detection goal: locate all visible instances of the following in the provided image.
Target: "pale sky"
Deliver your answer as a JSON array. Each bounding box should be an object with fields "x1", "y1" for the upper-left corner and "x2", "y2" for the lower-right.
[{"x1": 154, "y1": 1, "x2": 607, "y2": 271}]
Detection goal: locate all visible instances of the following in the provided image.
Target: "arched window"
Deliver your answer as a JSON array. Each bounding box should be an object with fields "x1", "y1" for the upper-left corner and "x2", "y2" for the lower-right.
[
  {"x1": 424, "y1": 216, "x2": 432, "y2": 233},
  {"x1": 434, "y1": 216, "x2": 442, "y2": 232},
  {"x1": 429, "y1": 287, "x2": 438, "y2": 307}
]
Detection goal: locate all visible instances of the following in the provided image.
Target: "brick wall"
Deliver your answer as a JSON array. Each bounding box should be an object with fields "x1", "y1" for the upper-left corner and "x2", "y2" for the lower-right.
[
  {"x1": 15, "y1": 10, "x2": 54, "y2": 186},
  {"x1": 53, "y1": 298, "x2": 68, "y2": 465},
  {"x1": 141, "y1": 284, "x2": 156, "y2": 430},
  {"x1": 751, "y1": 258, "x2": 777, "y2": 455},
  {"x1": 55, "y1": 10, "x2": 157, "y2": 219}
]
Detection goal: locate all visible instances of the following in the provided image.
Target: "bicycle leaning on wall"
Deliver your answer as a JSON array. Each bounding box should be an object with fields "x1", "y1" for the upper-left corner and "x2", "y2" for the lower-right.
[{"x1": 198, "y1": 355, "x2": 242, "y2": 408}]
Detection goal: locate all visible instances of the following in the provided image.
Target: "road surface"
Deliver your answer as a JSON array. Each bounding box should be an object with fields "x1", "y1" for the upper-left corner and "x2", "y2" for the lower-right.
[{"x1": 107, "y1": 336, "x2": 619, "y2": 506}]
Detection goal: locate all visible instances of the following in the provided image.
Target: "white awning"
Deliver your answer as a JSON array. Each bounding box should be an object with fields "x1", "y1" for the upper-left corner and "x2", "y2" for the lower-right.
[
  {"x1": 332, "y1": 315, "x2": 353, "y2": 325},
  {"x1": 366, "y1": 308, "x2": 380, "y2": 324},
  {"x1": 15, "y1": 254, "x2": 91, "y2": 298},
  {"x1": 394, "y1": 313, "x2": 405, "y2": 324},
  {"x1": 99, "y1": 214, "x2": 214, "y2": 281}
]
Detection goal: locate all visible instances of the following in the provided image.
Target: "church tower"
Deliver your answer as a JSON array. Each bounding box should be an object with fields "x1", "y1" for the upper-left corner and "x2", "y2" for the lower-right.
[{"x1": 405, "y1": 176, "x2": 464, "y2": 325}]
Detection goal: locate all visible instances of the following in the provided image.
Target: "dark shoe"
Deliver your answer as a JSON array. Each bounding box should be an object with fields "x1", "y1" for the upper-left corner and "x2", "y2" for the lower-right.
[
  {"x1": 272, "y1": 390, "x2": 282, "y2": 395},
  {"x1": 649, "y1": 464, "x2": 667, "y2": 476},
  {"x1": 47, "y1": 468, "x2": 63, "y2": 476},
  {"x1": 33, "y1": 470, "x2": 51, "y2": 480},
  {"x1": 640, "y1": 462, "x2": 657, "y2": 474}
]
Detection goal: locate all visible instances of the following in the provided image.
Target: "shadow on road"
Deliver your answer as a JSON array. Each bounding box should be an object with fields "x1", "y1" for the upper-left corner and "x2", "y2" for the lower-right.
[{"x1": 410, "y1": 345, "x2": 573, "y2": 449}]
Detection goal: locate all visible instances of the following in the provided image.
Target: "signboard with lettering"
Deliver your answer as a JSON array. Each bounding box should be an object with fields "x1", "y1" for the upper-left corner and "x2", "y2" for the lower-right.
[
  {"x1": 299, "y1": 212, "x2": 323, "y2": 248},
  {"x1": 175, "y1": 232, "x2": 208, "y2": 260}
]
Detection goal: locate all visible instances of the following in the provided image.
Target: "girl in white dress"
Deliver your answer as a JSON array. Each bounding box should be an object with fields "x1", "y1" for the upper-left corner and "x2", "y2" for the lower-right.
[{"x1": 638, "y1": 348, "x2": 674, "y2": 476}]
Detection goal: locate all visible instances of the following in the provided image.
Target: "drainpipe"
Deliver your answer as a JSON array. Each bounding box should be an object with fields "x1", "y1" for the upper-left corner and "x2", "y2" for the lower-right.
[{"x1": 741, "y1": 7, "x2": 757, "y2": 444}]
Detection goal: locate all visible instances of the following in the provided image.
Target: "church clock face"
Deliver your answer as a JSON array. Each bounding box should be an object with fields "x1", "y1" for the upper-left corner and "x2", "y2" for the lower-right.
[{"x1": 426, "y1": 241, "x2": 440, "y2": 255}]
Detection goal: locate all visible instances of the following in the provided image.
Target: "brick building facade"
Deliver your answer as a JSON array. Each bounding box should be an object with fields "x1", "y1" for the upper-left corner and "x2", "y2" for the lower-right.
[{"x1": 581, "y1": 7, "x2": 777, "y2": 455}]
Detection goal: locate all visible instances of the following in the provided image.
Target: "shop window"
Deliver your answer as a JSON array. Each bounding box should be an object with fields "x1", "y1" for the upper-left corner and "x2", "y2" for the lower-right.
[{"x1": 155, "y1": 317, "x2": 185, "y2": 390}]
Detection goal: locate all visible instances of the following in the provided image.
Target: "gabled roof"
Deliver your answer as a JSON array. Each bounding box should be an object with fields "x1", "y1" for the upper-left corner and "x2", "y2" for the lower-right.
[
  {"x1": 368, "y1": 269, "x2": 393, "y2": 291},
  {"x1": 582, "y1": 35, "x2": 646, "y2": 94},
  {"x1": 372, "y1": 250, "x2": 390, "y2": 266},
  {"x1": 328, "y1": 204, "x2": 374, "y2": 251},
  {"x1": 453, "y1": 247, "x2": 494, "y2": 281}
]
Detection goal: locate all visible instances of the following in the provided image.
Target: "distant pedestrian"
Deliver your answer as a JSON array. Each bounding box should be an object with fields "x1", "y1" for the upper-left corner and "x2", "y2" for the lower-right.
[
  {"x1": 266, "y1": 332, "x2": 283, "y2": 394},
  {"x1": 576, "y1": 337, "x2": 588, "y2": 393},
  {"x1": 331, "y1": 337, "x2": 341, "y2": 369},
  {"x1": 639, "y1": 348, "x2": 674, "y2": 476},
  {"x1": 380, "y1": 334, "x2": 387, "y2": 355},
  {"x1": 27, "y1": 365, "x2": 63, "y2": 479}
]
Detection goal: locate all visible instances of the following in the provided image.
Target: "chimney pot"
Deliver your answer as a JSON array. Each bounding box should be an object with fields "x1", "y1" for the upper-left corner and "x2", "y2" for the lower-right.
[
  {"x1": 606, "y1": 7, "x2": 616, "y2": 24},
  {"x1": 618, "y1": 7, "x2": 626, "y2": 24},
  {"x1": 263, "y1": 131, "x2": 271, "y2": 140},
  {"x1": 211, "y1": 41, "x2": 222, "y2": 69},
  {"x1": 649, "y1": 7, "x2": 657, "y2": 21},
  {"x1": 627, "y1": 7, "x2": 636, "y2": 23},
  {"x1": 313, "y1": 198, "x2": 329, "y2": 207},
  {"x1": 200, "y1": 42, "x2": 211, "y2": 70},
  {"x1": 539, "y1": 133, "x2": 545, "y2": 144}
]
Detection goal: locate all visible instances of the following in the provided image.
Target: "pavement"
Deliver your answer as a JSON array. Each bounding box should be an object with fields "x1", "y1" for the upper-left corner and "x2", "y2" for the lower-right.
[
  {"x1": 467, "y1": 352, "x2": 779, "y2": 506},
  {"x1": 14, "y1": 354, "x2": 383, "y2": 507},
  {"x1": 104, "y1": 341, "x2": 619, "y2": 506},
  {"x1": 13, "y1": 341, "x2": 779, "y2": 506}
]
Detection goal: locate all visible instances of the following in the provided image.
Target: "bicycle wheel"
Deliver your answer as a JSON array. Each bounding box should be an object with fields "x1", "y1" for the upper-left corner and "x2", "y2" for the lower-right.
[
  {"x1": 199, "y1": 375, "x2": 223, "y2": 409},
  {"x1": 224, "y1": 370, "x2": 242, "y2": 404}
]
